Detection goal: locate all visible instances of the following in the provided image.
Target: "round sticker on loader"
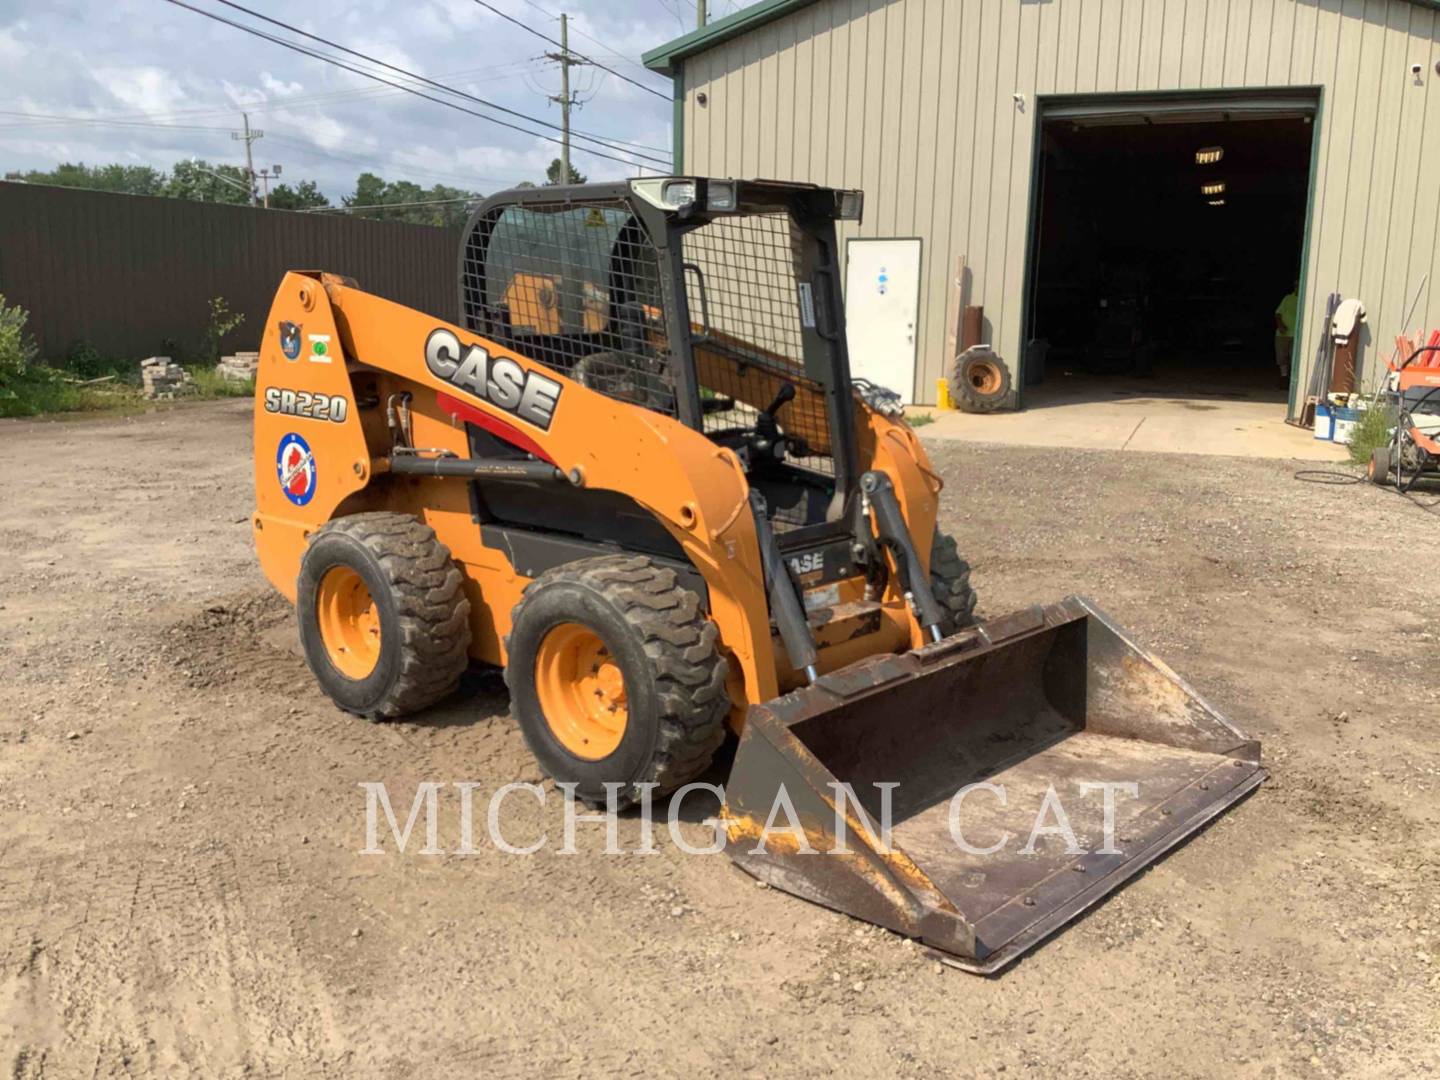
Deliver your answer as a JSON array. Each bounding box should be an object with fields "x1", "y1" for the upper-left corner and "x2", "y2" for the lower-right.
[{"x1": 276, "y1": 432, "x2": 317, "y2": 506}]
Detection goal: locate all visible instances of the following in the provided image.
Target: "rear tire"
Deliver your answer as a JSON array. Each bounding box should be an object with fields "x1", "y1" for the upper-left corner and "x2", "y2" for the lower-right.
[
  {"x1": 297, "y1": 513, "x2": 471, "y2": 719},
  {"x1": 930, "y1": 530, "x2": 978, "y2": 631},
  {"x1": 505, "y1": 555, "x2": 729, "y2": 808}
]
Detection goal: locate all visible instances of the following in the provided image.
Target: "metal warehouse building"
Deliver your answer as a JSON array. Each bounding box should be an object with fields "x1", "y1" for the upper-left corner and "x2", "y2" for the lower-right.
[{"x1": 644, "y1": 0, "x2": 1440, "y2": 416}]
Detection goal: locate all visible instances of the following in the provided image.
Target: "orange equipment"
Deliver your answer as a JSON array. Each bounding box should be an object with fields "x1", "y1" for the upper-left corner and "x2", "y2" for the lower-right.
[
  {"x1": 252, "y1": 177, "x2": 1264, "y2": 972},
  {"x1": 1369, "y1": 340, "x2": 1440, "y2": 488}
]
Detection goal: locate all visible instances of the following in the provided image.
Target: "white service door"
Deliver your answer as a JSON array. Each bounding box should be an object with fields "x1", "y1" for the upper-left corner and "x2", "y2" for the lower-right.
[{"x1": 845, "y1": 238, "x2": 921, "y2": 403}]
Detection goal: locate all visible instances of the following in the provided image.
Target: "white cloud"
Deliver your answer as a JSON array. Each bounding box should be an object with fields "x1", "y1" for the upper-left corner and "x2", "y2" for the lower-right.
[
  {"x1": 92, "y1": 65, "x2": 188, "y2": 115},
  {"x1": 3, "y1": 0, "x2": 675, "y2": 195},
  {"x1": 259, "y1": 73, "x2": 305, "y2": 98},
  {"x1": 411, "y1": 0, "x2": 489, "y2": 37},
  {"x1": 0, "y1": 26, "x2": 28, "y2": 63}
]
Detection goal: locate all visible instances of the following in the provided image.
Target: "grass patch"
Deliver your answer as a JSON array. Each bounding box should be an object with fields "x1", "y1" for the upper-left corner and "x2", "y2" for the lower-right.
[
  {"x1": 0, "y1": 297, "x2": 255, "y2": 419},
  {"x1": 1346, "y1": 401, "x2": 1397, "y2": 466},
  {"x1": 188, "y1": 367, "x2": 256, "y2": 398},
  {"x1": 907, "y1": 411, "x2": 936, "y2": 428},
  {"x1": 0, "y1": 366, "x2": 143, "y2": 419}
]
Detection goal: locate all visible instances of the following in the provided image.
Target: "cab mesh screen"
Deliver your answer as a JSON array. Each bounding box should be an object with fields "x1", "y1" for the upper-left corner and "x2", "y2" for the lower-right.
[
  {"x1": 681, "y1": 212, "x2": 835, "y2": 479},
  {"x1": 461, "y1": 202, "x2": 677, "y2": 416}
]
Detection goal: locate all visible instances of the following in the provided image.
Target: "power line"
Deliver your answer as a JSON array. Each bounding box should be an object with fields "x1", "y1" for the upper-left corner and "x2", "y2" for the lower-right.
[
  {"x1": 470, "y1": 0, "x2": 672, "y2": 102},
  {"x1": 655, "y1": 0, "x2": 691, "y2": 31},
  {"x1": 507, "y1": 0, "x2": 652, "y2": 74},
  {"x1": 0, "y1": 64, "x2": 548, "y2": 134},
  {"x1": 0, "y1": 109, "x2": 236, "y2": 134},
  {"x1": 178, "y1": 0, "x2": 670, "y2": 165},
  {"x1": 156, "y1": 1, "x2": 663, "y2": 169},
  {"x1": 262, "y1": 132, "x2": 519, "y2": 189},
  {"x1": 302, "y1": 197, "x2": 480, "y2": 213},
  {"x1": 0, "y1": 110, "x2": 524, "y2": 191}
]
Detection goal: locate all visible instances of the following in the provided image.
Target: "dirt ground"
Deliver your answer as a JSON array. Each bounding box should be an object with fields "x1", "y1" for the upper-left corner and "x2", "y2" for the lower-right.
[{"x1": 1, "y1": 399, "x2": 1437, "y2": 1078}]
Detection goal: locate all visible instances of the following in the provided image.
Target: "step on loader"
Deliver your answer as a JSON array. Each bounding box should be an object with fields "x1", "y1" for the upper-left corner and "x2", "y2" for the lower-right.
[{"x1": 252, "y1": 177, "x2": 1264, "y2": 973}]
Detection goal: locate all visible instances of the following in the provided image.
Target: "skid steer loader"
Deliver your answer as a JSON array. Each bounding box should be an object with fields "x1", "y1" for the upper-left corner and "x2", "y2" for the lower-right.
[{"x1": 252, "y1": 177, "x2": 1264, "y2": 973}]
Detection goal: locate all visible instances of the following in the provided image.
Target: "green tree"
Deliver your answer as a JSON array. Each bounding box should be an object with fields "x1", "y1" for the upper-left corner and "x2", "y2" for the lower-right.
[
  {"x1": 0, "y1": 293, "x2": 37, "y2": 380},
  {"x1": 544, "y1": 158, "x2": 586, "y2": 186},
  {"x1": 268, "y1": 179, "x2": 330, "y2": 210},
  {"x1": 198, "y1": 296, "x2": 245, "y2": 366},
  {"x1": 342, "y1": 172, "x2": 478, "y2": 228},
  {"x1": 163, "y1": 160, "x2": 254, "y2": 205},
  {"x1": 4, "y1": 162, "x2": 165, "y2": 195}
]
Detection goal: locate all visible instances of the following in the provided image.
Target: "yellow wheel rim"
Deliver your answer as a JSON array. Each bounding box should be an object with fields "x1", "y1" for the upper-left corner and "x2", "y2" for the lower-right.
[
  {"x1": 316, "y1": 566, "x2": 382, "y2": 680},
  {"x1": 534, "y1": 623, "x2": 628, "y2": 760}
]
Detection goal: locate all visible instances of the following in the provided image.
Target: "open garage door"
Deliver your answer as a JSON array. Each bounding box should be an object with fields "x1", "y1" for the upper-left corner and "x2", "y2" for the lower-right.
[{"x1": 1023, "y1": 92, "x2": 1318, "y2": 411}]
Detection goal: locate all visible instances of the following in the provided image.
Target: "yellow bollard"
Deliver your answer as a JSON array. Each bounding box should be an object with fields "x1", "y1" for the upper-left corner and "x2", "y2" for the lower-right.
[{"x1": 936, "y1": 378, "x2": 957, "y2": 411}]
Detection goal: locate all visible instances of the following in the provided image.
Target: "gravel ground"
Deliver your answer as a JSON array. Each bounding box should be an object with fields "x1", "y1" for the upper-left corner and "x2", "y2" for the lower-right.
[{"x1": 1, "y1": 399, "x2": 1436, "y2": 1078}]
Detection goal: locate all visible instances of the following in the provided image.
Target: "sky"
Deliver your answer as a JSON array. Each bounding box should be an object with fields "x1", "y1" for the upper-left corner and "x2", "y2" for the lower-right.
[{"x1": 0, "y1": 0, "x2": 716, "y2": 198}]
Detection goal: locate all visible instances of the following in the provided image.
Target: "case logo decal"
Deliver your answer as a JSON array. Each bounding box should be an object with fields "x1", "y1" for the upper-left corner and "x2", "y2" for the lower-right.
[{"x1": 424, "y1": 327, "x2": 561, "y2": 431}]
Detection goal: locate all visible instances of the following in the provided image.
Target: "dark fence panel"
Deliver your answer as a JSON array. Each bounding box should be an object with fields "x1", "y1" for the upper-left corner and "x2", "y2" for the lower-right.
[{"x1": 0, "y1": 182, "x2": 461, "y2": 360}]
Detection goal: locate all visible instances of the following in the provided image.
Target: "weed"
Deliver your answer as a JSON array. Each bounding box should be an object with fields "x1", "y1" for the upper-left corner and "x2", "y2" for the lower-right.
[
  {"x1": 197, "y1": 297, "x2": 246, "y2": 367},
  {"x1": 189, "y1": 367, "x2": 255, "y2": 398},
  {"x1": 1346, "y1": 401, "x2": 1397, "y2": 466},
  {"x1": 60, "y1": 340, "x2": 127, "y2": 379}
]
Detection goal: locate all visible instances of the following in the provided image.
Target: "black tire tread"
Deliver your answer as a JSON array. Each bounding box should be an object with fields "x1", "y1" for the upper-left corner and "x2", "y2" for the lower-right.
[
  {"x1": 952, "y1": 346, "x2": 1012, "y2": 414},
  {"x1": 505, "y1": 554, "x2": 728, "y2": 799},
  {"x1": 313, "y1": 512, "x2": 471, "y2": 718},
  {"x1": 930, "y1": 529, "x2": 979, "y2": 631}
]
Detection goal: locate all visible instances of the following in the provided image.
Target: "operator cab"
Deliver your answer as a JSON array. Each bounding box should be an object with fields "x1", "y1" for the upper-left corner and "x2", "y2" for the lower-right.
[{"x1": 459, "y1": 177, "x2": 866, "y2": 541}]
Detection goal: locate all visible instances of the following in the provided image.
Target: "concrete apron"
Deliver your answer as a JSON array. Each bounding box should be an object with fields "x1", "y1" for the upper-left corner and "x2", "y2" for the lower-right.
[{"x1": 916, "y1": 395, "x2": 1349, "y2": 462}]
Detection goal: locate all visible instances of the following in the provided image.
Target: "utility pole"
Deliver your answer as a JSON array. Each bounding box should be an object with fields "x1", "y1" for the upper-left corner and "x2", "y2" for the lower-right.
[
  {"x1": 545, "y1": 14, "x2": 587, "y2": 184},
  {"x1": 697, "y1": 1, "x2": 706, "y2": 28},
  {"x1": 230, "y1": 112, "x2": 263, "y2": 207}
]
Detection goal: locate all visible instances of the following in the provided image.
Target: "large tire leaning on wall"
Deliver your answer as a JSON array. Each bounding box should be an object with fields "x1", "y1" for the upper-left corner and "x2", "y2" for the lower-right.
[{"x1": 953, "y1": 346, "x2": 1013, "y2": 413}]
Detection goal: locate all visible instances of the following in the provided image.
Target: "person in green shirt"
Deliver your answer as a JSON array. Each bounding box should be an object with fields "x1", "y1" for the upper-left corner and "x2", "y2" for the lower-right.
[{"x1": 1275, "y1": 283, "x2": 1298, "y2": 386}]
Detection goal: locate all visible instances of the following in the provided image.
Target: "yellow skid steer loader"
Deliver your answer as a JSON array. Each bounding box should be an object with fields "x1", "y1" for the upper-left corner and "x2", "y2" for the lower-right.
[{"x1": 252, "y1": 177, "x2": 1264, "y2": 973}]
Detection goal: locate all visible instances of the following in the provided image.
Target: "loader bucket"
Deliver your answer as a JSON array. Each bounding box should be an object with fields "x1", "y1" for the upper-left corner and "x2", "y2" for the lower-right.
[{"x1": 723, "y1": 596, "x2": 1265, "y2": 974}]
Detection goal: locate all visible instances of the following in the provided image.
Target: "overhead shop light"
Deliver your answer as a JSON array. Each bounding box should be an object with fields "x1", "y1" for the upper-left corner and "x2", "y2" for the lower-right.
[
  {"x1": 1201, "y1": 181, "x2": 1226, "y2": 196},
  {"x1": 1196, "y1": 146, "x2": 1224, "y2": 164}
]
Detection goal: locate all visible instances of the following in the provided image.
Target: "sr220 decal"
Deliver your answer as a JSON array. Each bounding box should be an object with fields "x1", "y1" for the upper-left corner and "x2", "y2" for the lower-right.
[{"x1": 263, "y1": 388, "x2": 349, "y2": 423}]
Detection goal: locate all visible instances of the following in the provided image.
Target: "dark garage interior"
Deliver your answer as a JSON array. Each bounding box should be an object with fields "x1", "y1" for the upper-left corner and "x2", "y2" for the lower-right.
[{"x1": 1025, "y1": 111, "x2": 1315, "y2": 404}]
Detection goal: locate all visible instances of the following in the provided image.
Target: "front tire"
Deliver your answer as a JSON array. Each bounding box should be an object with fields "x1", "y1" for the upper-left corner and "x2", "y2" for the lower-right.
[
  {"x1": 505, "y1": 555, "x2": 729, "y2": 807},
  {"x1": 930, "y1": 530, "x2": 979, "y2": 631},
  {"x1": 297, "y1": 513, "x2": 471, "y2": 719}
]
